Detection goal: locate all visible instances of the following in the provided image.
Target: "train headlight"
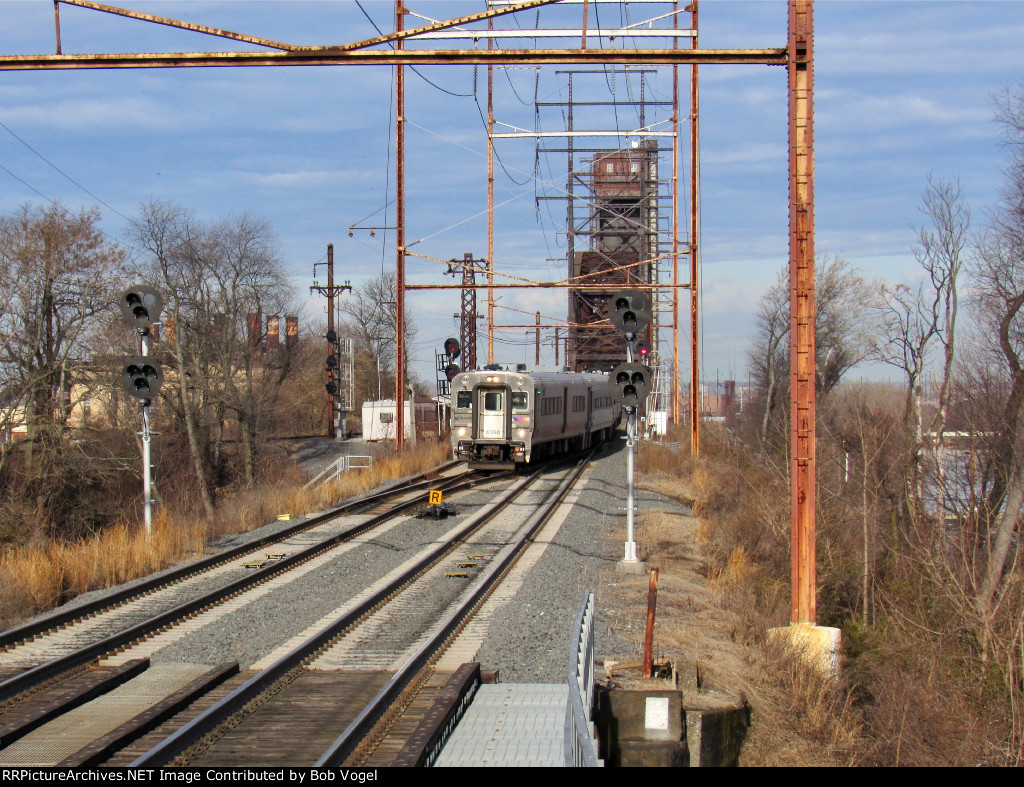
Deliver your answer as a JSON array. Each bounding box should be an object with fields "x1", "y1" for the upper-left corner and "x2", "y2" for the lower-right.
[
  {"x1": 457, "y1": 427, "x2": 468, "y2": 437},
  {"x1": 517, "y1": 428, "x2": 526, "y2": 438}
]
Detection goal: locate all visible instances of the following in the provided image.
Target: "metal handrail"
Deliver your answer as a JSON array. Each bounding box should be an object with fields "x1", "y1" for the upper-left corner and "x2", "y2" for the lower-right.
[
  {"x1": 564, "y1": 590, "x2": 602, "y2": 767},
  {"x1": 303, "y1": 454, "x2": 374, "y2": 489}
]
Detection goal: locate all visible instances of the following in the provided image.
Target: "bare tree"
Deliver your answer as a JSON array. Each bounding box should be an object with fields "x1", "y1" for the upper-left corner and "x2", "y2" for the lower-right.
[
  {"x1": 130, "y1": 201, "x2": 215, "y2": 519},
  {"x1": 131, "y1": 202, "x2": 297, "y2": 503},
  {"x1": 815, "y1": 254, "x2": 877, "y2": 395},
  {"x1": 747, "y1": 268, "x2": 789, "y2": 446},
  {"x1": 747, "y1": 254, "x2": 875, "y2": 446},
  {"x1": 0, "y1": 203, "x2": 126, "y2": 482},
  {"x1": 874, "y1": 176, "x2": 967, "y2": 512},
  {"x1": 965, "y1": 83, "x2": 1024, "y2": 656},
  {"x1": 339, "y1": 271, "x2": 417, "y2": 407}
]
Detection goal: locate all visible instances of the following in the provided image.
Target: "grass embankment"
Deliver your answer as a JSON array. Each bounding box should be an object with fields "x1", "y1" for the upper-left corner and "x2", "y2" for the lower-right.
[
  {"x1": 626, "y1": 427, "x2": 860, "y2": 766},
  {"x1": 0, "y1": 440, "x2": 451, "y2": 632}
]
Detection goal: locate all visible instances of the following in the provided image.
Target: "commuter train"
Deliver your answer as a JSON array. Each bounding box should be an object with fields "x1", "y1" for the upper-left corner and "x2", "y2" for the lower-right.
[{"x1": 450, "y1": 367, "x2": 621, "y2": 470}]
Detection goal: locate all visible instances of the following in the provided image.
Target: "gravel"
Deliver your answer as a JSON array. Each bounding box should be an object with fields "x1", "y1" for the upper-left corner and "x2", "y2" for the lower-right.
[
  {"x1": 12, "y1": 445, "x2": 677, "y2": 692},
  {"x1": 474, "y1": 441, "x2": 676, "y2": 683}
]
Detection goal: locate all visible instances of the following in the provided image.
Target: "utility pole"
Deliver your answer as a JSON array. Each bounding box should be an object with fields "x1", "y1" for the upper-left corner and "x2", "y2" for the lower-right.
[
  {"x1": 311, "y1": 243, "x2": 352, "y2": 439},
  {"x1": 395, "y1": 0, "x2": 407, "y2": 451}
]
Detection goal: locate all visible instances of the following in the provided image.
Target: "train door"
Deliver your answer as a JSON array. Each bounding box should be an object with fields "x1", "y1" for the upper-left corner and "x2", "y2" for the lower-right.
[
  {"x1": 476, "y1": 388, "x2": 507, "y2": 440},
  {"x1": 584, "y1": 388, "x2": 593, "y2": 448}
]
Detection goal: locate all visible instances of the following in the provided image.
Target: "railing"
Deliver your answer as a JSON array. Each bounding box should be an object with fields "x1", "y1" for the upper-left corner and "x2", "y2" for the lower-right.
[
  {"x1": 303, "y1": 454, "x2": 373, "y2": 489},
  {"x1": 564, "y1": 590, "x2": 602, "y2": 767}
]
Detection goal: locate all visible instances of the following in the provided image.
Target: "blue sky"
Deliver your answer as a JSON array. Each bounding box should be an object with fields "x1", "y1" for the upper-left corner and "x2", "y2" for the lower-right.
[{"x1": 1, "y1": 0, "x2": 1023, "y2": 389}]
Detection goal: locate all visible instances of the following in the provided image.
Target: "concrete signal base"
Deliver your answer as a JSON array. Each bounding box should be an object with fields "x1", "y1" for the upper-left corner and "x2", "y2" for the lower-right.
[{"x1": 767, "y1": 623, "x2": 843, "y2": 678}]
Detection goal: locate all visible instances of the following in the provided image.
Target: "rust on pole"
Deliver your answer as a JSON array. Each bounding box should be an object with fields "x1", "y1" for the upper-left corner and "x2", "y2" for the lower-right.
[
  {"x1": 395, "y1": 0, "x2": 407, "y2": 452},
  {"x1": 487, "y1": 22, "x2": 496, "y2": 365},
  {"x1": 788, "y1": 0, "x2": 816, "y2": 625},
  {"x1": 0, "y1": 49, "x2": 788, "y2": 71},
  {"x1": 671, "y1": 47, "x2": 680, "y2": 427},
  {"x1": 53, "y1": 1, "x2": 62, "y2": 55},
  {"x1": 57, "y1": 0, "x2": 297, "y2": 50},
  {"x1": 689, "y1": 1, "x2": 701, "y2": 456},
  {"x1": 643, "y1": 568, "x2": 659, "y2": 679},
  {"x1": 305, "y1": 0, "x2": 565, "y2": 53}
]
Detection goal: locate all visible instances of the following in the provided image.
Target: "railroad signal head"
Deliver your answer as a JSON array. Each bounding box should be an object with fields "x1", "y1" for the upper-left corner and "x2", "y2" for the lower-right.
[
  {"x1": 608, "y1": 290, "x2": 651, "y2": 336},
  {"x1": 325, "y1": 381, "x2": 338, "y2": 396},
  {"x1": 325, "y1": 329, "x2": 338, "y2": 343},
  {"x1": 119, "y1": 285, "x2": 163, "y2": 331},
  {"x1": 326, "y1": 352, "x2": 339, "y2": 369},
  {"x1": 122, "y1": 357, "x2": 162, "y2": 401},
  {"x1": 635, "y1": 340, "x2": 651, "y2": 362},
  {"x1": 444, "y1": 337, "x2": 462, "y2": 360},
  {"x1": 609, "y1": 362, "x2": 650, "y2": 408},
  {"x1": 445, "y1": 363, "x2": 462, "y2": 382}
]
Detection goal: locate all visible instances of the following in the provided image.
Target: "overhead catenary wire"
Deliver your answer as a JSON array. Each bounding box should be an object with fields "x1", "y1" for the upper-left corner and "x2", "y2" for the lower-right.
[{"x1": 0, "y1": 120, "x2": 130, "y2": 222}]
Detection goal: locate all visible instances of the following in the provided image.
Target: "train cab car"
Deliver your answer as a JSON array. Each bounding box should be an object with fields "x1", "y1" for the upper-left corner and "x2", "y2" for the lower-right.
[{"x1": 450, "y1": 367, "x2": 620, "y2": 470}]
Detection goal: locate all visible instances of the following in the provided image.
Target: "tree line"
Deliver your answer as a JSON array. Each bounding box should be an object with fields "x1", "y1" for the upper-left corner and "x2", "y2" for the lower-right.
[
  {"x1": 737, "y1": 84, "x2": 1024, "y2": 762},
  {"x1": 0, "y1": 199, "x2": 408, "y2": 546}
]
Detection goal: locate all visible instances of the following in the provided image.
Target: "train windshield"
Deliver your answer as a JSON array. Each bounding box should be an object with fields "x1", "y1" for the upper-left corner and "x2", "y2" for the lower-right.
[
  {"x1": 456, "y1": 391, "x2": 472, "y2": 409},
  {"x1": 484, "y1": 392, "x2": 503, "y2": 411},
  {"x1": 511, "y1": 392, "x2": 528, "y2": 410}
]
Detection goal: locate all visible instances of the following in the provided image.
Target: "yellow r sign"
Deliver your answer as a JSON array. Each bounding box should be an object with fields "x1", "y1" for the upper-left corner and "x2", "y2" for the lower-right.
[{"x1": 428, "y1": 490, "x2": 443, "y2": 506}]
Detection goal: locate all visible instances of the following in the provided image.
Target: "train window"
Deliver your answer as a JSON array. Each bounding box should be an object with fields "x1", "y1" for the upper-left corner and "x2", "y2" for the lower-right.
[
  {"x1": 511, "y1": 392, "x2": 528, "y2": 410},
  {"x1": 484, "y1": 392, "x2": 503, "y2": 411},
  {"x1": 456, "y1": 391, "x2": 472, "y2": 409},
  {"x1": 573, "y1": 396, "x2": 586, "y2": 412}
]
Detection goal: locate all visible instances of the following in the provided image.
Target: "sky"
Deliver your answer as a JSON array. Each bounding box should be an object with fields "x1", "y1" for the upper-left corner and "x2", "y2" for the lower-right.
[{"x1": 2, "y1": 0, "x2": 1023, "y2": 392}]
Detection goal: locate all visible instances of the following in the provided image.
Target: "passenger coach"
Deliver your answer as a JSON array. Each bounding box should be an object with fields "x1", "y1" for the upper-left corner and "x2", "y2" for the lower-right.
[{"x1": 450, "y1": 367, "x2": 620, "y2": 470}]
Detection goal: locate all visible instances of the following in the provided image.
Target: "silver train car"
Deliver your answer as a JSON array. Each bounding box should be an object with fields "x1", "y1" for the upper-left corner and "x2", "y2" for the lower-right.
[{"x1": 450, "y1": 367, "x2": 621, "y2": 469}]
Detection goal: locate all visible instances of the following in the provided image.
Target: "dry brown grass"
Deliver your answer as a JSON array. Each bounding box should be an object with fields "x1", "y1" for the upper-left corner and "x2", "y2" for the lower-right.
[
  {"x1": 0, "y1": 440, "x2": 451, "y2": 631},
  {"x1": 599, "y1": 429, "x2": 865, "y2": 765}
]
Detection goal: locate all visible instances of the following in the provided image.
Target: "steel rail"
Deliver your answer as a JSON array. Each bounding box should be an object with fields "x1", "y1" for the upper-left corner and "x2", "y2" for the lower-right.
[
  {"x1": 0, "y1": 465, "x2": 482, "y2": 705},
  {"x1": 130, "y1": 460, "x2": 573, "y2": 767},
  {"x1": 0, "y1": 460, "x2": 463, "y2": 651},
  {"x1": 318, "y1": 451, "x2": 593, "y2": 766}
]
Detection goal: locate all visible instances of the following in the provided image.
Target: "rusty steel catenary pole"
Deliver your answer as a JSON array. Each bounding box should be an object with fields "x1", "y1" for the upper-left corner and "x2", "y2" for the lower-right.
[
  {"x1": 487, "y1": 18, "x2": 496, "y2": 365},
  {"x1": 788, "y1": 0, "x2": 816, "y2": 626},
  {"x1": 395, "y1": 0, "x2": 407, "y2": 451},
  {"x1": 689, "y1": 1, "x2": 701, "y2": 455},
  {"x1": 671, "y1": 14, "x2": 680, "y2": 426}
]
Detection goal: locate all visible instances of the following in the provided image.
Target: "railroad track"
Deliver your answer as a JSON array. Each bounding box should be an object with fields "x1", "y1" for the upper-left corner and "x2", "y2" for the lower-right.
[
  {"x1": 132, "y1": 453, "x2": 593, "y2": 767},
  {"x1": 0, "y1": 462, "x2": 485, "y2": 707},
  {"x1": 0, "y1": 452, "x2": 593, "y2": 766}
]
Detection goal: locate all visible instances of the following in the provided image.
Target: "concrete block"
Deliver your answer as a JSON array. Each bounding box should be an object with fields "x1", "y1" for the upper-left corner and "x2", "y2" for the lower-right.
[
  {"x1": 768, "y1": 623, "x2": 843, "y2": 678},
  {"x1": 684, "y1": 705, "x2": 749, "y2": 767},
  {"x1": 594, "y1": 687, "x2": 688, "y2": 766}
]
